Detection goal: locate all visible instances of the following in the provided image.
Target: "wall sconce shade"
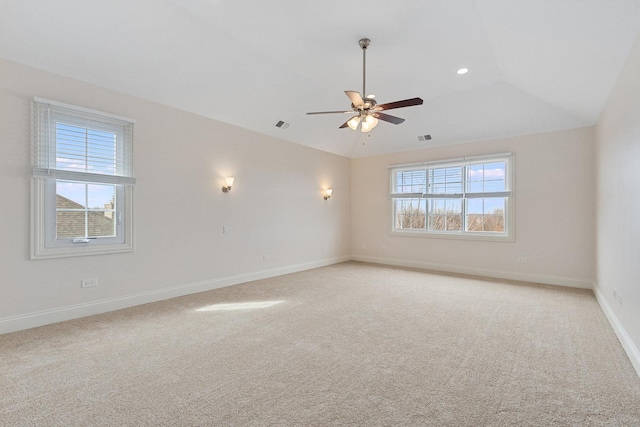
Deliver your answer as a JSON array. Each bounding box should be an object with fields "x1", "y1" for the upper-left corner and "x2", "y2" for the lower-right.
[
  {"x1": 222, "y1": 176, "x2": 235, "y2": 192},
  {"x1": 324, "y1": 188, "x2": 333, "y2": 200}
]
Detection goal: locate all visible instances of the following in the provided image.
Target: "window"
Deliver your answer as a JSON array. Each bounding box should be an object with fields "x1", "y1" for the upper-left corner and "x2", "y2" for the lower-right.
[
  {"x1": 390, "y1": 154, "x2": 513, "y2": 240},
  {"x1": 31, "y1": 98, "x2": 135, "y2": 259}
]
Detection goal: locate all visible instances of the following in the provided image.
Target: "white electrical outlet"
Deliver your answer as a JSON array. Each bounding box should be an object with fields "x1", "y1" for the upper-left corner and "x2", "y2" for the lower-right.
[
  {"x1": 222, "y1": 225, "x2": 228, "y2": 234},
  {"x1": 263, "y1": 255, "x2": 270, "y2": 261},
  {"x1": 517, "y1": 257, "x2": 528, "y2": 263},
  {"x1": 81, "y1": 278, "x2": 98, "y2": 288}
]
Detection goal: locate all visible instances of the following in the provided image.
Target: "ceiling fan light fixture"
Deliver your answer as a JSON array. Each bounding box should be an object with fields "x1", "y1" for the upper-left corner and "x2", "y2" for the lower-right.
[
  {"x1": 365, "y1": 114, "x2": 378, "y2": 126},
  {"x1": 361, "y1": 115, "x2": 378, "y2": 132},
  {"x1": 347, "y1": 116, "x2": 361, "y2": 130}
]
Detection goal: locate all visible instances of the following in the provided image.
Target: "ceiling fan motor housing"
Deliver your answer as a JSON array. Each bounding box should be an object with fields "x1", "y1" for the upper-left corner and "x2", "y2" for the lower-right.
[{"x1": 352, "y1": 98, "x2": 377, "y2": 113}]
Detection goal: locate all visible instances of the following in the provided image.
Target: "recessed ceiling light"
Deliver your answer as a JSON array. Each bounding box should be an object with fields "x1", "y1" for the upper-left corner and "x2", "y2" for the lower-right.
[{"x1": 457, "y1": 68, "x2": 469, "y2": 75}]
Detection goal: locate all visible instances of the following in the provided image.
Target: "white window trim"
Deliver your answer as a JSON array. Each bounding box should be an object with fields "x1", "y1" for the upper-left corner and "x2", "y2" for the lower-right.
[
  {"x1": 31, "y1": 180, "x2": 135, "y2": 259},
  {"x1": 30, "y1": 98, "x2": 135, "y2": 259},
  {"x1": 388, "y1": 153, "x2": 515, "y2": 242}
]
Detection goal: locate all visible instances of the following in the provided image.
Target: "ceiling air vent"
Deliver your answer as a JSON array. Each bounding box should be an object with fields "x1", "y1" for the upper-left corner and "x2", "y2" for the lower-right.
[
  {"x1": 275, "y1": 120, "x2": 290, "y2": 129},
  {"x1": 417, "y1": 134, "x2": 432, "y2": 142}
]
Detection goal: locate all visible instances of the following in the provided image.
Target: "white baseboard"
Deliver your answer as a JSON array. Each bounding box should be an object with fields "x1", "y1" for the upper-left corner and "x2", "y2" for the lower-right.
[
  {"x1": 593, "y1": 284, "x2": 640, "y2": 378},
  {"x1": 350, "y1": 254, "x2": 593, "y2": 289},
  {"x1": 0, "y1": 256, "x2": 350, "y2": 335}
]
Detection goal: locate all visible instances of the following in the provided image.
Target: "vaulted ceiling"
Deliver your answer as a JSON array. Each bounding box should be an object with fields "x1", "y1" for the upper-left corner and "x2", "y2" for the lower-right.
[{"x1": 2, "y1": 0, "x2": 640, "y2": 157}]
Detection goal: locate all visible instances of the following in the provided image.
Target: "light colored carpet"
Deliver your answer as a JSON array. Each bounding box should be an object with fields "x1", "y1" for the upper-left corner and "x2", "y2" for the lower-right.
[{"x1": 1, "y1": 262, "x2": 639, "y2": 426}]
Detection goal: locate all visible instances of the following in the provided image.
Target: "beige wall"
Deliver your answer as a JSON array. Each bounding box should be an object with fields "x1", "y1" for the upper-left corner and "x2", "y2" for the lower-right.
[
  {"x1": 351, "y1": 127, "x2": 596, "y2": 288},
  {"x1": 0, "y1": 59, "x2": 351, "y2": 332},
  {"x1": 595, "y1": 32, "x2": 640, "y2": 375}
]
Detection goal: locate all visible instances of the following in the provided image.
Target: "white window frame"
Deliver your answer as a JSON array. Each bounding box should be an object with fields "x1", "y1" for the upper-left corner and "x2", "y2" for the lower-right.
[
  {"x1": 31, "y1": 98, "x2": 135, "y2": 259},
  {"x1": 389, "y1": 153, "x2": 514, "y2": 241}
]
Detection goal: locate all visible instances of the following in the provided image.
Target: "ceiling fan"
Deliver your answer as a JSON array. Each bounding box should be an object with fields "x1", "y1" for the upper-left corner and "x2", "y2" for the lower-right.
[{"x1": 306, "y1": 38, "x2": 423, "y2": 132}]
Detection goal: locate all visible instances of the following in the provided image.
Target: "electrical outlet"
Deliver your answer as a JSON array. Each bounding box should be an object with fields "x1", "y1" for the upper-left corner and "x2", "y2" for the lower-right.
[
  {"x1": 81, "y1": 278, "x2": 98, "y2": 288},
  {"x1": 613, "y1": 289, "x2": 618, "y2": 299},
  {"x1": 263, "y1": 255, "x2": 270, "y2": 261},
  {"x1": 322, "y1": 246, "x2": 328, "y2": 253},
  {"x1": 222, "y1": 225, "x2": 228, "y2": 234},
  {"x1": 517, "y1": 257, "x2": 528, "y2": 263}
]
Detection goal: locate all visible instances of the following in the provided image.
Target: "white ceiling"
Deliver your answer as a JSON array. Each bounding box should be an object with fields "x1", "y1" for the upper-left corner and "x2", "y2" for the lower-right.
[{"x1": 2, "y1": 0, "x2": 640, "y2": 158}]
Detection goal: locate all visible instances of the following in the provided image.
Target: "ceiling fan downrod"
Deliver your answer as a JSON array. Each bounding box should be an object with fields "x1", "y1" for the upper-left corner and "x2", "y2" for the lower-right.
[{"x1": 359, "y1": 38, "x2": 370, "y2": 99}]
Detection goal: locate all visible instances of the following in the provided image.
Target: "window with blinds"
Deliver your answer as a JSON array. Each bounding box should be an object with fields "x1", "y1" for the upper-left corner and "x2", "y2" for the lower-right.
[
  {"x1": 31, "y1": 98, "x2": 136, "y2": 259},
  {"x1": 389, "y1": 154, "x2": 513, "y2": 239}
]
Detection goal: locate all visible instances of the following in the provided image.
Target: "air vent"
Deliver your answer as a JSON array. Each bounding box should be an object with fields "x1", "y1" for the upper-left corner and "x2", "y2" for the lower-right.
[
  {"x1": 275, "y1": 120, "x2": 290, "y2": 129},
  {"x1": 417, "y1": 134, "x2": 432, "y2": 142}
]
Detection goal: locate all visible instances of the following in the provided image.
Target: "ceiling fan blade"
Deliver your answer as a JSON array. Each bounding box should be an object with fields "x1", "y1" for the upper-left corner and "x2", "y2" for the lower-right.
[
  {"x1": 306, "y1": 111, "x2": 352, "y2": 115},
  {"x1": 373, "y1": 112, "x2": 405, "y2": 125},
  {"x1": 339, "y1": 119, "x2": 351, "y2": 129},
  {"x1": 376, "y1": 97, "x2": 424, "y2": 111},
  {"x1": 345, "y1": 91, "x2": 364, "y2": 107}
]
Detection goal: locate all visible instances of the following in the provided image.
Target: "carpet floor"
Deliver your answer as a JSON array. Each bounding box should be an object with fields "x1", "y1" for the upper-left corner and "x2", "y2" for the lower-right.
[{"x1": 1, "y1": 262, "x2": 639, "y2": 426}]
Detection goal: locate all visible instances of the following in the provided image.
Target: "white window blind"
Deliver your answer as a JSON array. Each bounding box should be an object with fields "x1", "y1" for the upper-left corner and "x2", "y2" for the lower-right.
[{"x1": 32, "y1": 98, "x2": 135, "y2": 185}]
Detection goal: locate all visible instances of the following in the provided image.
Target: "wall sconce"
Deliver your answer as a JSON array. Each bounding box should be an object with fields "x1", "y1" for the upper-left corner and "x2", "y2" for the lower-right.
[
  {"x1": 323, "y1": 188, "x2": 333, "y2": 200},
  {"x1": 222, "y1": 176, "x2": 235, "y2": 193}
]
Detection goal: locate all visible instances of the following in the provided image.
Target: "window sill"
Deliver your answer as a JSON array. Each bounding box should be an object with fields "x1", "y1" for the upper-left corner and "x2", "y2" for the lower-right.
[
  {"x1": 389, "y1": 229, "x2": 514, "y2": 242},
  {"x1": 30, "y1": 242, "x2": 134, "y2": 260}
]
